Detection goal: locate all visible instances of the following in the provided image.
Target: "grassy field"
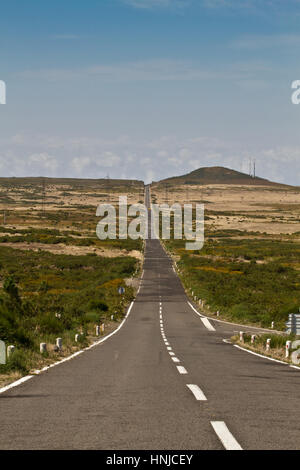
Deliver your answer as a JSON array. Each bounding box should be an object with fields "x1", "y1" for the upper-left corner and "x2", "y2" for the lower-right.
[
  {"x1": 0, "y1": 247, "x2": 137, "y2": 375},
  {"x1": 166, "y1": 233, "x2": 300, "y2": 329},
  {"x1": 152, "y1": 181, "x2": 300, "y2": 330},
  {"x1": 0, "y1": 177, "x2": 144, "y2": 383}
]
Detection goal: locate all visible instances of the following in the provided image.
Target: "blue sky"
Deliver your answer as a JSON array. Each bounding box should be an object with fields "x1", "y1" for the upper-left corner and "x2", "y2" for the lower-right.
[{"x1": 0, "y1": 0, "x2": 300, "y2": 184}]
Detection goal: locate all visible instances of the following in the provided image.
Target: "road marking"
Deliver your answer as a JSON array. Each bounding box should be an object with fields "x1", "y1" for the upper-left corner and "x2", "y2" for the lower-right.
[
  {"x1": 187, "y1": 303, "x2": 283, "y2": 334},
  {"x1": 200, "y1": 317, "x2": 216, "y2": 332},
  {"x1": 167, "y1": 346, "x2": 172, "y2": 350},
  {"x1": 169, "y1": 351, "x2": 175, "y2": 356},
  {"x1": 177, "y1": 366, "x2": 188, "y2": 374},
  {"x1": 211, "y1": 421, "x2": 242, "y2": 450},
  {"x1": 188, "y1": 302, "x2": 216, "y2": 331},
  {"x1": 165, "y1": 341, "x2": 170, "y2": 345},
  {"x1": 234, "y1": 344, "x2": 297, "y2": 367},
  {"x1": 0, "y1": 375, "x2": 34, "y2": 395},
  {"x1": 186, "y1": 384, "x2": 207, "y2": 401},
  {"x1": 171, "y1": 357, "x2": 180, "y2": 363},
  {"x1": 222, "y1": 339, "x2": 231, "y2": 344}
]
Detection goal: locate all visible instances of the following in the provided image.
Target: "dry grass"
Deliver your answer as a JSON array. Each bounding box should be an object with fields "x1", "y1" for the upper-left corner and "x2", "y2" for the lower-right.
[{"x1": 151, "y1": 183, "x2": 300, "y2": 235}]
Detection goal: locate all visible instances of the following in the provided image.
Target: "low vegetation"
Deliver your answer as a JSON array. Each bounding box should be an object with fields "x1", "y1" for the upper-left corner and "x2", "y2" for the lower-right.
[
  {"x1": 0, "y1": 177, "x2": 144, "y2": 381},
  {"x1": 0, "y1": 246, "x2": 138, "y2": 376},
  {"x1": 166, "y1": 232, "x2": 300, "y2": 329}
]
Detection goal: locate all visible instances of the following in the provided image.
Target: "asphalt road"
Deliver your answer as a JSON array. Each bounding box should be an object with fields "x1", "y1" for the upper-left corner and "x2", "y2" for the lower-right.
[{"x1": 0, "y1": 187, "x2": 299, "y2": 450}]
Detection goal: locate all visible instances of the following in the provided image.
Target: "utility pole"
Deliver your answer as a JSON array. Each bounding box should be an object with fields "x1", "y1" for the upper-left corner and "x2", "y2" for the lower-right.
[
  {"x1": 106, "y1": 173, "x2": 110, "y2": 203},
  {"x1": 42, "y1": 177, "x2": 46, "y2": 217}
]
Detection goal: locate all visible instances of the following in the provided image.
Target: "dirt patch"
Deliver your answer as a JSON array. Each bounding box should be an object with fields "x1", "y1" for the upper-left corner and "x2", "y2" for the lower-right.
[
  {"x1": 0, "y1": 241, "x2": 143, "y2": 261},
  {"x1": 151, "y1": 183, "x2": 300, "y2": 235}
]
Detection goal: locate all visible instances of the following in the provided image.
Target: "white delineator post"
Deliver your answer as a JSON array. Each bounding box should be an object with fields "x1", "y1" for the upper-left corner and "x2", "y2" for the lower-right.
[
  {"x1": 266, "y1": 338, "x2": 271, "y2": 352},
  {"x1": 56, "y1": 338, "x2": 62, "y2": 350},
  {"x1": 96, "y1": 325, "x2": 100, "y2": 336},
  {"x1": 40, "y1": 343, "x2": 47, "y2": 353},
  {"x1": 101, "y1": 324, "x2": 105, "y2": 334},
  {"x1": 75, "y1": 334, "x2": 80, "y2": 342},
  {"x1": 271, "y1": 321, "x2": 274, "y2": 329},
  {"x1": 216, "y1": 311, "x2": 220, "y2": 317},
  {"x1": 239, "y1": 331, "x2": 244, "y2": 343},
  {"x1": 0, "y1": 340, "x2": 5, "y2": 365},
  {"x1": 251, "y1": 335, "x2": 256, "y2": 344},
  {"x1": 7, "y1": 345, "x2": 15, "y2": 357},
  {"x1": 286, "y1": 340, "x2": 292, "y2": 359}
]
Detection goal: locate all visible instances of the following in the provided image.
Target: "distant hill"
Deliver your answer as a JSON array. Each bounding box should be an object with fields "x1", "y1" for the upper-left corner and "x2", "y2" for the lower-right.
[{"x1": 157, "y1": 166, "x2": 291, "y2": 187}]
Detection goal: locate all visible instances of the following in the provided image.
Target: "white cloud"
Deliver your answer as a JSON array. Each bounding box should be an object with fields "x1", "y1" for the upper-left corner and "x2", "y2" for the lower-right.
[
  {"x1": 0, "y1": 132, "x2": 299, "y2": 185},
  {"x1": 19, "y1": 59, "x2": 215, "y2": 82},
  {"x1": 28, "y1": 153, "x2": 59, "y2": 173},
  {"x1": 18, "y1": 58, "x2": 274, "y2": 85},
  {"x1": 71, "y1": 156, "x2": 91, "y2": 173}
]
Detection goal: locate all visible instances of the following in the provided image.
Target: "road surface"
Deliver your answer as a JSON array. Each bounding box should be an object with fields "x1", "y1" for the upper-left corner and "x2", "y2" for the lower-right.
[{"x1": 0, "y1": 186, "x2": 299, "y2": 450}]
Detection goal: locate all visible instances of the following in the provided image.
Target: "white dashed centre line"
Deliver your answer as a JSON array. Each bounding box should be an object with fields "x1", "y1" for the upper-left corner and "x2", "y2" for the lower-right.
[
  {"x1": 177, "y1": 366, "x2": 188, "y2": 375},
  {"x1": 186, "y1": 384, "x2": 207, "y2": 401},
  {"x1": 211, "y1": 421, "x2": 242, "y2": 450},
  {"x1": 171, "y1": 357, "x2": 180, "y2": 363}
]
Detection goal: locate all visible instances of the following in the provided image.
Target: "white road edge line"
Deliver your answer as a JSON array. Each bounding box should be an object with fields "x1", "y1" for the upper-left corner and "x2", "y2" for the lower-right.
[
  {"x1": 188, "y1": 302, "x2": 216, "y2": 332},
  {"x1": 0, "y1": 375, "x2": 34, "y2": 395},
  {"x1": 177, "y1": 366, "x2": 188, "y2": 374},
  {"x1": 188, "y1": 300, "x2": 282, "y2": 334},
  {"x1": 234, "y1": 344, "x2": 300, "y2": 369},
  {"x1": 0, "y1": 300, "x2": 135, "y2": 395},
  {"x1": 211, "y1": 421, "x2": 243, "y2": 450},
  {"x1": 186, "y1": 384, "x2": 207, "y2": 401}
]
